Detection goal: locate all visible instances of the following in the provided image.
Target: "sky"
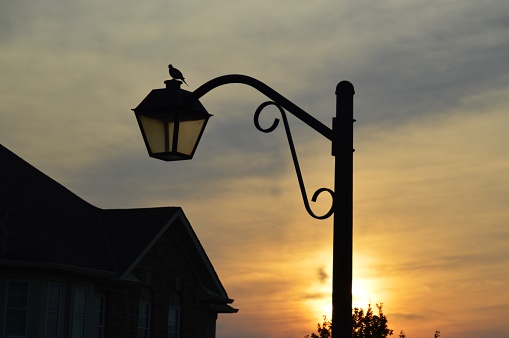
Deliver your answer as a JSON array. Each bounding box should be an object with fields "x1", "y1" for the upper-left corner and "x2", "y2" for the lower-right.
[{"x1": 1, "y1": 0, "x2": 509, "y2": 337}]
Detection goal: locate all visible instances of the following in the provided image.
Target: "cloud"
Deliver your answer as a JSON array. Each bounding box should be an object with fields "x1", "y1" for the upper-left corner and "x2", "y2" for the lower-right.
[
  {"x1": 317, "y1": 266, "x2": 329, "y2": 284},
  {"x1": 2, "y1": 1, "x2": 509, "y2": 337},
  {"x1": 350, "y1": 85, "x2": 509, "y2": 337},
  {"x1": 302, "y1": 292, "x2": 328, "y2": 300}
]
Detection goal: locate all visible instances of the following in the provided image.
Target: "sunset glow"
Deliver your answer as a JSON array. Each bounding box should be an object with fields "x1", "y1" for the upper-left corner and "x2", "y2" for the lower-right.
[
  {"x1": 352, "y1": 279, "x2": 372, "y2": 310},
  {"x1": 1, "y1": 1, "x2": 509, "y2": 337}
]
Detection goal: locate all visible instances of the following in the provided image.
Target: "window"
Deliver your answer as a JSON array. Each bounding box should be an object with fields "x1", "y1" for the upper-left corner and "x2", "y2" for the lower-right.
[
  {"x1": 137, "y1": 301, "x2": 151, "y2": 338},
  {"x1": 90, "y1": 294, "x2": 105, "y2": 338},
  {"x1": 168, "y1": 292, "x2": 181, "y2": 338},
  {"x1": 138, "y1": 287, "x2": 152, "y2": 338},
  {"x1": 3, "y1": 280, "x2": 30, "y2": 338},
  {"x1": 72, "y1": 286, "x2": 88, "y2": 338},
  {"x1": 45, "y1": 282, "x2": 64, "y2": 338}
]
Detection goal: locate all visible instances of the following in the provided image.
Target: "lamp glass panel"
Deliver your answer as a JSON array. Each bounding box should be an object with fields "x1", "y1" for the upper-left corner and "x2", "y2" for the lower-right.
[
  {"x1": 177, "y1": 119, "x2": 206, "y2": 155},
  {"x1": 139, "y1": 116, "x2": 165, "y2": 153},
  {"x1": 167, "y1": 121, "x2": 175, "y2": 152}
]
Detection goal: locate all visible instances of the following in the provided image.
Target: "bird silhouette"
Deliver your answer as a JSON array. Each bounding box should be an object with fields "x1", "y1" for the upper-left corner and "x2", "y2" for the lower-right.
[{"x1": 168, "y1": 64, "x2": 188, "y2": 86}]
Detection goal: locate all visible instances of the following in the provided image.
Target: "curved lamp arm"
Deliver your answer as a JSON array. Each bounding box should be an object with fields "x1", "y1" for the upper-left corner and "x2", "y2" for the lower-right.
[
  {"x1": 186, "y1": 74, "x2": 336, "y2": 220},
  {"x1": 186, "y1": 74, "x2": 333, "y2": 141},
  {"x1": 254, "y1": 101, "x2": 334, "y2": 220}
]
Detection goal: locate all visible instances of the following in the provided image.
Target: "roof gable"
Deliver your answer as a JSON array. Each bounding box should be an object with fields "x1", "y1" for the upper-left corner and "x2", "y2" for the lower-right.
[
  {"x1": 101, "y1": 206, "x2": 180, "y2": 274},
  {"x1": 0, "y1": 145, "x2": 175, "y2": 274},
  {"x1": 0, "y1": 144, "x2": 231, "y2": 303},
  {"x1": 118, "y1": 208, "x2": 232, "y2": 302}
]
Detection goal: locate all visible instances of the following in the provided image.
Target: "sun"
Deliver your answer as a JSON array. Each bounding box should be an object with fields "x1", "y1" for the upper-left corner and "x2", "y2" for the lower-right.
[
  {"x1": 321, "y1": 300, "x2": 332, "y2": 318},
  {"x1": 305, "y1": 277, "x2": 374, "y2": 323},
  {"x1": 352, "y1": 278, "x2": 372, "y2": 310},
  {"x1": 306, "y1": 285, "x2": 332, "y2": 320},
  {"x1": 305, "y1": 274, "x2": 375, "y2": 320}
]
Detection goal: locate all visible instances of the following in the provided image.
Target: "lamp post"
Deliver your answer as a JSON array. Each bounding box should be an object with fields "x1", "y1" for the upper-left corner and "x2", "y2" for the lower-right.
[{"x1": 133, "y1": 73, "x2": 355, "y2": 338}]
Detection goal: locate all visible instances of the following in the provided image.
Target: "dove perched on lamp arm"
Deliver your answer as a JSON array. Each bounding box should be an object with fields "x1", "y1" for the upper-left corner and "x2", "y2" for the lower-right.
[{"x1": 168, "y1": 64, "x2": 188, "y2": 86}]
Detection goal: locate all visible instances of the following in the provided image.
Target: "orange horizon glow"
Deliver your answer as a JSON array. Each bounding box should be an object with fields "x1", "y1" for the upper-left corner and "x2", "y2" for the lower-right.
[
  {"x1": 1, "y1": 3, "x2": 508, "y2": 337},
  {"x1": 189, "y1": 88, "x2": 509, "y2": 338}
]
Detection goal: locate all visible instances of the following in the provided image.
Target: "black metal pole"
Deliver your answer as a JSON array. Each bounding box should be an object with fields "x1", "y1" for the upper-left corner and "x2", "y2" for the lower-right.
[
  {"x1": 332, "y1": 81, "x2": 354, "y2": 338},
  {"x1": 153, "y1": 74, "x2": 355, "y2": 336}
]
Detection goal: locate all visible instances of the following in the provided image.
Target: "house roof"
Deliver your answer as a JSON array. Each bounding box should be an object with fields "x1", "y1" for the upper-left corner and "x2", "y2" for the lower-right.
[{"x1": 0, "y1": 144, "x2": 235, "y2": 311}]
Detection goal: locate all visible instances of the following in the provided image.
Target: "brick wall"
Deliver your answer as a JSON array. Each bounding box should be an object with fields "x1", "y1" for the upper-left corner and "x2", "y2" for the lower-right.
[
  {"x1": 128, "y1": 219, "x2": 217, "y2": 338},
  {"x1": 0, "y1": 219, "x2": 222, "y2": 338}
]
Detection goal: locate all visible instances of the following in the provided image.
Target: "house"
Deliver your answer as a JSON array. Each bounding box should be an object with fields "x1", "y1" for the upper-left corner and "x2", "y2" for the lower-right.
[{"x1": 0, "y1": 144, "x2": 237, "y2": 338}]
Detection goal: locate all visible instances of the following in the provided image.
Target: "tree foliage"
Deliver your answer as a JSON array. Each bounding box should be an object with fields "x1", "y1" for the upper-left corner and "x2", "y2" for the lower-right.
[
  {"x1": 305, "y1": 303, "x2": 394, "y2": 338},
  {"x1": 306, "y1": 316, "x2": 332, "y2": 338},
  {"x1": 353, "y1": 303, "x2": 393, "y2": 338}
]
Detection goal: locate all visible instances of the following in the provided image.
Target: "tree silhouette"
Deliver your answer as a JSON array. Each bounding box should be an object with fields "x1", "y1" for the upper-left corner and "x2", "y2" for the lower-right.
[
  {"x1": 305, "y1": 303, "x2": 393, "y2": 338},
  {"x1": 305, "y1": 316, "x2": 332, "y2": 338}
]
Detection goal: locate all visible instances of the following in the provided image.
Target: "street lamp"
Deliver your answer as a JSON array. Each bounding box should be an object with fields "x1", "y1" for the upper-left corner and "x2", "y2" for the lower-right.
[
  {"x1": 132, "y1": 80, "x2": 211, "y2": 161},
  {"x1": 133, "y1": 72, "x2": 355, "y2": 338}
]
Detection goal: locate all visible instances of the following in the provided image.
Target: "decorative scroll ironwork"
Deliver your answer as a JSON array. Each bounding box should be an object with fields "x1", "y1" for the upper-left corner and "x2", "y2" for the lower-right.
[{"x1": 254, "y1": 101, "x2": 334, "y2": 220}]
